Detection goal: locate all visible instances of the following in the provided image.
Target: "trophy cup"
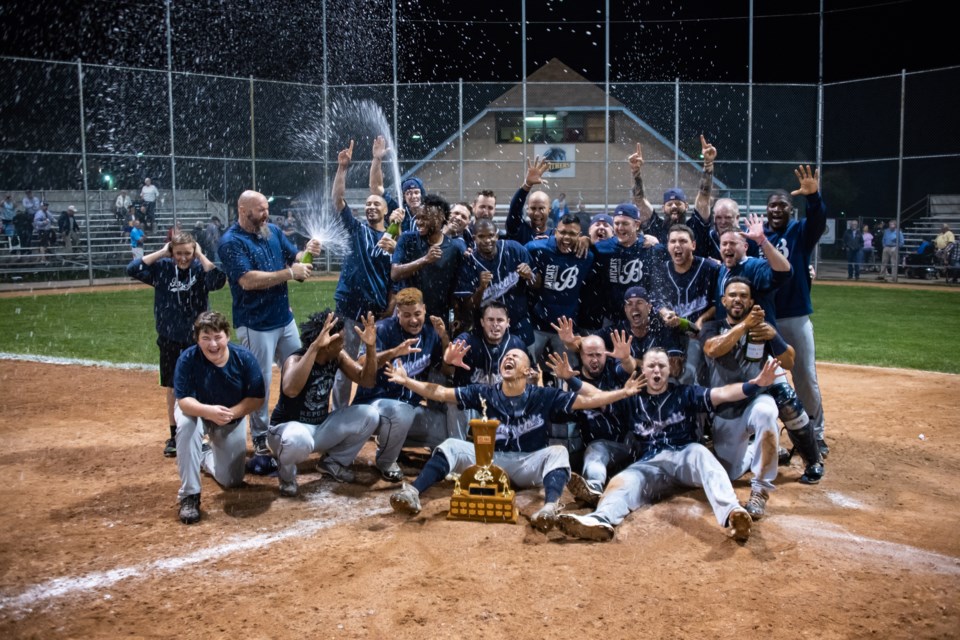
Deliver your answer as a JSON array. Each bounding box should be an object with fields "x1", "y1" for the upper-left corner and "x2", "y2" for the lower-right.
[{"x1": 448, "y1": 398, "x2": 517, "y2": 523}]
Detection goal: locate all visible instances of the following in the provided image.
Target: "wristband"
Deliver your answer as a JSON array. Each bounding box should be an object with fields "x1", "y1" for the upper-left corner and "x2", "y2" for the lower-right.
[
  {"x1": 742, "y1": 382, "x2": 761, "y2": 397},
  {"x1": 769, "y1": 332, "x2": 789, "y2": 356},
  {"x1": 288, "y1": 267, "x2": 295, "y2": 281},
  {"x1": 567, "y1": 376, "x2": 583, "y2": 392}
]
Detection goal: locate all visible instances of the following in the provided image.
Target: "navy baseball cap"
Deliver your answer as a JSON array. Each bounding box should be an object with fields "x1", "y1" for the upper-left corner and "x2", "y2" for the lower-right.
[
  {"x1": 613, "y1": 202, "x2": 639, "y2": 220},
  {"x1": 663, "y1": 188, "x2": 687, "y2": 203},
  {"x1": 624, "y1": 286, "x2": 649, "y2": 302},
  {"x1": 401, "y1": 177, "x2": 425, "y2": 194},
  {"x1": 590, "y1": 213, "x2": 613, "y2": 226}
]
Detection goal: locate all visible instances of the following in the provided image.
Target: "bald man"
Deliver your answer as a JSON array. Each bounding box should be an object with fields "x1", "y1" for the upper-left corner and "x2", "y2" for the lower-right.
[
  {"x1": 218, "y1": 190, "x2": 321, "y2": 462},
  {"x1": 506, "y1": 156, "x2": 554, "y2": 245}
]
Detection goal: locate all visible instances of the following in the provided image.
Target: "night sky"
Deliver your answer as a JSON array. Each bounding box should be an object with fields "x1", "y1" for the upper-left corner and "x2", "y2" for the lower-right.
[{"x1": 0, "y1": 0, "x2": 953, "y2": 85}]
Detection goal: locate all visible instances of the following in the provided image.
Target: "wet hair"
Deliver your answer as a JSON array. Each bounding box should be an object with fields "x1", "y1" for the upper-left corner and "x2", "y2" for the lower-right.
[
  {"x1": 723, "y1": 275, "x2": 754, "y2": 297},
  {"x1": 193, "y1": 311, "x2": 231, "y2": 340},
  {"x1": 668, "y1": 224, "x2": 695, "y2": 241},
  {"x1": 298, "y1": 308, "x2": 344, "y2": 347},
  {"x1": 480, "y1": 300, "x2": 510, "y2": 319},
  {"x1": 170, "y1": 231, "x2": 196, "y2": 247},
  {"x1": 395, "y1": 287, "x2": 424, "y2": 307},
  {"x1": 474, "y1": 218, "x2": 498, "y2": 235},
  {"x1": 475, "y1": 189, "x2": 496, "y2": 202},
  {"x1": 453, "y1": 201, "x2": 474, "y2": 217},
  {"x1": 641, "y1": 347, "x2": 668, "y2": 363},
  {"x1": 558, "y1": 212, "x2": 581, "y2": 227},
  {"x1": 767, "y1": 188, "x2": 793, "y2": 206},
  {"x1": 422, "y1": 194, "x2": 450, "y2": 222}
]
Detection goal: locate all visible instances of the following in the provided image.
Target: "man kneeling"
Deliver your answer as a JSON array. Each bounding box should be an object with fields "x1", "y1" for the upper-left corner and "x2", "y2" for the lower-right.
[{"x1": 174, "y1": 311, "x2": 265, "y2": 524}]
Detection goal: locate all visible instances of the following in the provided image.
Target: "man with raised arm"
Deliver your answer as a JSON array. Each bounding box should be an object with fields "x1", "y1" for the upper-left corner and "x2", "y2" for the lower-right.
[
  {"x1": 506, "y1": 156, "x2": 553, "y2": 245},
  {"x1": 369, "y1": 134, "x2": 422, "y2": 235},
  {"x1": 329, "y1": 139, "x2": 396, "y2": 410}
]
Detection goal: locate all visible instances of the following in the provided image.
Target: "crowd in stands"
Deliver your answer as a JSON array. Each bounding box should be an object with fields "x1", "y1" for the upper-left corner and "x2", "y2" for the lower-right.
[{"x1": 140, "y1": 135, "x2": 846, "y2": 547}]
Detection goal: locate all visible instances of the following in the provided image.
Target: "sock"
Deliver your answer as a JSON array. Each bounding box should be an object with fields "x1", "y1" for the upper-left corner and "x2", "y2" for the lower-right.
[
  {"x1": 412, "y1": 451, "x2": 451, "y2": 494},
  {"x1": 169, "y1": 425, "x2": 177, "y2": 439},
  {"x1": 542, "y1": 468, "x2": 571, "y2": 504}
]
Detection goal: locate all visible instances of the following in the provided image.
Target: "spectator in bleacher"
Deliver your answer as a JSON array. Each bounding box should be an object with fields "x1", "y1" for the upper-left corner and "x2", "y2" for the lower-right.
[
  {"x1": 115, "y1": 190, "x2": 132, "y2": 225},
  {"x1": 13, "y1": 208, "x2": 33, "y2": 253},
  {"x1": 166, "y1": 220, "x2": 183, "y2": 243},
  {"x1": 1, "y1": 194, "x2": 15, "y2": 236},
  {"x1": 130, "y1": 219, "x2": 145, "y2": 260},
  {"x1": 934, "y1": 223, "x2": 955, "y2": 266},
  {"x1": 127, "y1": 231, "x2": 226, "y2": 458},
  {"x1": 32, "y1": 202, "x2": 56, "y2": 263},
  {"x1": 22, "y1": 190, "x2": 40, "y2": 217},
  {"x1": 58, "y1": 205, "x2": 81, "y2": 254},
  {"x1": 842, "y1": 219, "x2": 864, "y2": 280},
  {"x1": 861, "y1": 224, "x2": 875, "y2": 270},
  {"x1": 879, "y1": 219, "x2": 904, "y2": 280},
  {"x1": 140, "y1": 178, "x2": 159, "y2": 231},
  {"x1": 549, "y1": 192, "x2": 570, "y2": 229},
  {"x1": 203, "y1": 216, "x2": 222, "y2": 258}
]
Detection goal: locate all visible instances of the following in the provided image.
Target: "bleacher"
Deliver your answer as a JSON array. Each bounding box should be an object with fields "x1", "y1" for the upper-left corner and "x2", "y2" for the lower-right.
[{"x1": 0, "y1": 189, "x2": 227, "y2": 279}]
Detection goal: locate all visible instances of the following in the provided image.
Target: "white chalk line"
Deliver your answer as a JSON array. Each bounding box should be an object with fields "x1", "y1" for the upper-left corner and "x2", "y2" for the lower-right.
[
  {"x1": 0, "y1": 492, "x2": 388, "y2": 617},
  {"x1": 823, "y1": 490, "x2": 868, "y2": 510},
  {"x1": 0, "y1": 352, "x2": 158, "y2": 371},
  {"x1": 775, "y1": 515, "x2": 960, "y2": 576}
]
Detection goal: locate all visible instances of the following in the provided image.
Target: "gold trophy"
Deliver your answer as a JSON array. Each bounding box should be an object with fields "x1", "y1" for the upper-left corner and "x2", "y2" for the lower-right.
[{"x1": 448, "y1": 398, "x2": 517, "y2": 523}]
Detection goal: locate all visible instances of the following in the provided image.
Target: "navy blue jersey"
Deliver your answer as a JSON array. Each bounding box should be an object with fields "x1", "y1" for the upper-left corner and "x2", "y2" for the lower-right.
[
  {"x1": 384, "y1": 193, "x2": 418, "y2": 235},
  {"x1": 716, "y1": 257, "x2": 791, "y2": 325},
  {"x1": 555, "y1": 360, "x2": 628, "y2": 444},
  {"x1": 218, "y1": 222, "x2": 299, "y2": 331},
  {"x1": 454, "y1": 383, "x2": 578, "y2": 452},
  {"x1": 126, "y1": 257, "x2": 227, "y2": 343},
  {"x1": 577, "y1": 258, "x2": 608, "y2": 331},
  {"x1": 506, "y1": 187, "x2": 554, "y2": 245},
  {"x1": 661, "y1": 256, "x2": 719, "y2": 322},
  {"x1": 592, "y1": 237, "x2": 668, "y2": 323},
  {"x1": 762, "y1": 192, "x2": 827, "y2": 319},
  {"x1": 621, "y1": 383, "x2": 714, "y2": 460},
  {"x1": 594, "y1": 318, "x2": 683, "y2": 359},
  {"x1": 526, "y1": 236, "x2": 594, "y2": 332},
  {"x1": 450, "y1": 330, "x2": 527, "y2": 387},
  {"x1": 333, "y1": 204, "x2": 393, "y2": 320},
  {"x1": 270, "y1": 353, "x2": 338, "y2": 426},
  {"x1": 455, "y1": 239, "x2": 534, "y2": 344},
  {"x1": 174, "y1": 343, "x2": 265, "y2": 407},
  {"x1": 392, "y1": 232, "x2": 465, "y2": 320},
  {"x1": 354, "y1": 317, "x2": 444, "y2": 406}
]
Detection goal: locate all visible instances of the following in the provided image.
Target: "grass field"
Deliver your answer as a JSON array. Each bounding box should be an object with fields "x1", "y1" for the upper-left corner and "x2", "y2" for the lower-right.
[{"x1": 0, "y1": 281, "x2": 957, "y2": 373}]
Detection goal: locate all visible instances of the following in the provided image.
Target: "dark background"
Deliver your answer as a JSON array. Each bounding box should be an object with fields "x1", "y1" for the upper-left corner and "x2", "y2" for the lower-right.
[{"x1": 0, "y1": 0, "x2": 953, "y2": 84}]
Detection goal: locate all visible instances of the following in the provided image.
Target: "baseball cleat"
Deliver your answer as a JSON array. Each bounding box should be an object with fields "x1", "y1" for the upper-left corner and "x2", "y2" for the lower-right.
[
  {"x1": 778, "y1": 446, "x2": 792, "y2": 466},
  {"x1": 799, "y1": 462, "x2": 824, "y2": 485},
  {"x1": 743, "y1": 489, "x2": 769, "y2": 521},
  {"x1": 253, "y1": 435, "x2": 271, "y2": 457},
  {"x1": 728, "y1": 508, "x2": 752, "y2": 542},
  {"x1": 378, "y1": 462, "x2": 404, "y2": 483},
  {"x1": 279, "y1": 480, "x2": 298, "y2": 497},
  {"x1": 390, "y1": 483, "x2": 421, "y2": 515},
  {"x1": 529, "y1": 501, "x2": 562, "y2": 532},
  {"x1": 567, "y1": 473, "x2": 603, "y2": 506},
  {"x1": 316, "y1": 457, "x2": 356, "y2": 483},
  {"x1": 163, "y1": 437, "x2": 177, "y2": 458},
  {"x1": 558, "y1": 513, "x2": 615, "y2": 542},
  {"x1": 179, "y1": 493, "x2": 201, "y2": 525}
]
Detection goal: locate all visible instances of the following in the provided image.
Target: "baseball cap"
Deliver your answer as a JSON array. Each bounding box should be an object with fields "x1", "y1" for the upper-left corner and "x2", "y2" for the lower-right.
[
  {"x1": 590, "y1": 213, "x2": 613, "y2": 226},
  {"x1": 623, "y1": 286, "x2": 649, "y2": 302},
  {"x1": 613, "y1": 202, "x2": 639, "y2": 220},
  {"x1": 401, "y1": 177, "x2": 425, "y2": 194},
  {"x1": 663, "y1": 188, "x2": 687, "y2": 203}
]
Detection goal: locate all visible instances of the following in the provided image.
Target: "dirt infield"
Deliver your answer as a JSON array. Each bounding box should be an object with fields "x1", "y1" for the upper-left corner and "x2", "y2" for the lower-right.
[{"x1": 0, "y1": 358, "x2": 958, "y2": 639}]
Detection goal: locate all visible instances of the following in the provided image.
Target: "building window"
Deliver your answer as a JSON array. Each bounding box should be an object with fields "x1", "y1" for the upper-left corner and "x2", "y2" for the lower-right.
[{"x1": 495, "y1": 112, "x2": 613, "y2": 143}]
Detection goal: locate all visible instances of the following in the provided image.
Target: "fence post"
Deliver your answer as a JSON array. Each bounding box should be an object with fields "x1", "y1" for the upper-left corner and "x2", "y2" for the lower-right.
[
  {"x1": 77, "y1": 59, "x2": 94, "y2": 284},
  {"x1": 249, "y1": 75, "x2": 257, "y2": 190},
  {"x1": 166, "y1": 0, "x2": 178, "y2": 224}
]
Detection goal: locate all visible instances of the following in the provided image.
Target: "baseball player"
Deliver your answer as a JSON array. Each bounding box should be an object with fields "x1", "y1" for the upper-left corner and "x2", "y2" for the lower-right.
[
  {"x1": 127, "y1": 231, "x2": 226, "y2": 457},
  {"x1": 761, "y1": 165, "x2": 830, "y2": 458},
  {"x1": 715, "y1": 214, "x2": 792, "y2": 324},
  {"x1": 173, "y1": 311, "x2": 265, "y2": 525},
  {"x1": 267, "y1": 310, "x2": 382, "y2": 497},
  {"x1": 557, "y1": 348, "x2": 780, "y2": 543},
  {"x1": 386, "y1": 348, "x2": 645, "y2": 532}
]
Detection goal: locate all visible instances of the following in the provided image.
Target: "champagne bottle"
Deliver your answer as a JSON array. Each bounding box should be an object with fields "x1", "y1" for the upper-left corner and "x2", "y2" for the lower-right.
[
  {"x1": 744, "y1": 330, "x2": 765, "y2": 362},
  {"x1": 677, "y1": 317, "x2": 699, "y2": 335},
  {"x1": 301, "y1": 251, "x2": 313, "y2": 265},
  {"x1": 384, "y1": 219, "x2": 401, "y2": 240}
]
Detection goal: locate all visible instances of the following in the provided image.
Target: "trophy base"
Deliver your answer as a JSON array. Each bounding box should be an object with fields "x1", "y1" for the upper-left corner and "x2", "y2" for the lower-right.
[{"x1": 447, "y1": 462, "x2": 517, "y2": 524}]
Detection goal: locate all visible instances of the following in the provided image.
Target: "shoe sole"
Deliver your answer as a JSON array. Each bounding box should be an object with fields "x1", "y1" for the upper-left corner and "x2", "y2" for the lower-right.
[
  {"x1": 163, "y1": 451, "x2": 177, "y2": 458},
  {"x1": 729, "y1": 510, "x2": 752, "y2": 542},
  {"x1": 558, "y1": 515, "x2": 614, "y2": 541},
  {"x1": 531, "y1": 516, "x2": 558, "y2": 533},
  {"x1": 567, "y1": 474, "x2": 602, "y2": 506},
  {"x1": 389, "y1": 494, "x2": 421, "y2": 515},
  {"x1": 317, "y1": 464, "x2": 356, "y2": 484}
]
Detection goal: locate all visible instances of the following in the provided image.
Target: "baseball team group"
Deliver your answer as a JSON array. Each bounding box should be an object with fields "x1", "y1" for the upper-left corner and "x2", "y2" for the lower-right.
[{"x1": 129, "y1": 134, "x2": 829, "y2": 543}]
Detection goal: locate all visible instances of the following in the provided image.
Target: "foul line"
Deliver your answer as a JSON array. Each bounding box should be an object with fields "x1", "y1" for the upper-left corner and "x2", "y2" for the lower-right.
[{"x1": 0, "y1": 495, "x2": 386, "y2": 617}]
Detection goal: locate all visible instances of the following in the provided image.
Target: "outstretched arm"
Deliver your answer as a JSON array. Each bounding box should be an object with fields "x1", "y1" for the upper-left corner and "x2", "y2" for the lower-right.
[
  {"x1": 384, "y1": 361, "x2": 458, "y2": 404},
  {"x1": 571, "y1": 371, "x2": 646, "y2": 410},
  {"x1": 694, "y1": 135, "x2": 716, "y2": 222},
  {"x1": 743, "y1": 214, "x2": 791, "y2": 273},
  {"x1": 709, "y1": 358, "x2": 779, "y2": 406},
  {"x1": 332, "y1": 140, "x2": 354, "y2": 211},
  {"x1": 339, "y1": 312, "x2": 381, "y2": 388}
]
